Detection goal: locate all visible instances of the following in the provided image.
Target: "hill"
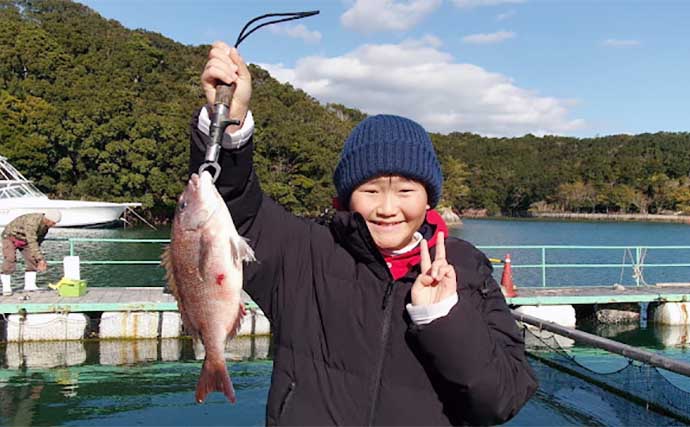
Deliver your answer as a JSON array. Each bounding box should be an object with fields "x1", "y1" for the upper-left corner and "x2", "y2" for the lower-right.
[{"x1": 1, "y1": 0, "x2": 689, "y2": 220}]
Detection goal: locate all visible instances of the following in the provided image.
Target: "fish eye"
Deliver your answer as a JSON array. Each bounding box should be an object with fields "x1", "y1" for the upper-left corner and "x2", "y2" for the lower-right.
[{"x1": 178, "y1": 200, "x2": 188, "y2": 212}]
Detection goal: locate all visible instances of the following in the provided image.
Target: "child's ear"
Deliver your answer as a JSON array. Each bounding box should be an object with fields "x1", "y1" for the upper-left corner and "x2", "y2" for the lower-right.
[{"x1": 426, "y1": 204, "x2": 430, "y2": 210}]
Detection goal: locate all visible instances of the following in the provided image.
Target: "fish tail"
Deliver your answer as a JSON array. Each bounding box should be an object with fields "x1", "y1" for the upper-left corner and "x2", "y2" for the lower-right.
[{"x1": 195, "y1": 356, "x2": 236, "y2": 404}]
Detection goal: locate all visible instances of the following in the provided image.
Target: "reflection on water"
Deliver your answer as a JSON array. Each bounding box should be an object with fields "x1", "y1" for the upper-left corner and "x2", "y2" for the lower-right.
[
  {"x1": 99, "y1": 340, "x2": 159, "y2": 366},
  {"x1": 5, "y1": 341, "x2": 86, "y2": 369},
  {"x1": 0, "y1": 336, "x2": 273, "y2": 426},
  {"x1": 654, "y1": 324, "x2": 690, "y2": 348},
  {"x1": 2, "y1": 336, "x2": 271, "y2": 370}
]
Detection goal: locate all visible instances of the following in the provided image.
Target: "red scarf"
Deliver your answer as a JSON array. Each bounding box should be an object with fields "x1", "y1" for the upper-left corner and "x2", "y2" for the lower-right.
[{"x1": 383, "y1": 210, "x2": 449, "y2": 280}]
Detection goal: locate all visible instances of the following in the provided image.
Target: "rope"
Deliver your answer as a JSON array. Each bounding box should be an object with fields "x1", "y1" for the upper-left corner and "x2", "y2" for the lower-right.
[{"x1": 124, "y1": 206, "x2": 157, "y2": 231}]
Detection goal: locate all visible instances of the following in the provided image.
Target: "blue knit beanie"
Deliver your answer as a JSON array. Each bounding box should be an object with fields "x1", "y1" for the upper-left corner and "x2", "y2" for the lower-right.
[{"x1": 333, "y1": 114, "x2": 443, "y2": 208}]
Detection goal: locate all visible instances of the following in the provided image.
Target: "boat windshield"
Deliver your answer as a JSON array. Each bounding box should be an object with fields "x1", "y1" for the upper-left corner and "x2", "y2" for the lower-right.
[{"x1": 0, "y1": 156, "x2": 47, "y2": 199}]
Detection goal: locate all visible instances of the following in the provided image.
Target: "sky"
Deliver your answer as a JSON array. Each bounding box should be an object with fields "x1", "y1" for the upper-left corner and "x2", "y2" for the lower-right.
[{"x1": 76, "y1": 0, "x2": 690, "y2": 138}]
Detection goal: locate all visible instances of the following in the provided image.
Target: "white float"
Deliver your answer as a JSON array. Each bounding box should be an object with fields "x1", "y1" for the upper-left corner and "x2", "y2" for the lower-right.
[
  {"x1": 160, "y1": 312, "x2": 181, "y2": 338},
  {"x1": 253, "y1": 310, "x2": 271, "y2": 335},
  {"x1": 5, "y1": 313, "x2": 88, "y2": 342},
  {"x1": 515, "y1": 305, "x2": 576, "y2": 348},
  {"x1": 515, "y1": 305, "x2": 576, "y2": 327},
  {"x1": 99, "y1": 311, "x2": 159, "y2": 339},
  {"x1": 650, "y1": 302, "x2": 690, "y2": 325}
]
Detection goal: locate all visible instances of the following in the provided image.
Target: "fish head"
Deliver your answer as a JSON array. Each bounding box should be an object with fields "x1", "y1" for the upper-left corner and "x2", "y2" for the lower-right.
[{"x1": 174, "y1": 171, "x2": 219, "y2": 231}]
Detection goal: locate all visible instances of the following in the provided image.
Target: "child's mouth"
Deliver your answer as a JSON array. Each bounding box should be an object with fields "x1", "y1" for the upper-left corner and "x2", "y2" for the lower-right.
[{"x1": 371, "y1": 220, "x2": 403, "y2": 230}]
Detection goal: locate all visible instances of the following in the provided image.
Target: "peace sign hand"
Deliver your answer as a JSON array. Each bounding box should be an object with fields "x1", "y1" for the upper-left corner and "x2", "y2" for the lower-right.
[{"x1": 411, "y1": 232, "x2": 458, "y2": 306}]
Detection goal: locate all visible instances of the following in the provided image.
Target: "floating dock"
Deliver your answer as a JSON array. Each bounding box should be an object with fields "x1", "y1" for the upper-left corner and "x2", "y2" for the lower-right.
[
  {"x1": 506, "y1": 284, "x2": 690, "y2": 306},
  {"x1": 0, "y1": 287, "x2": 270, "y2": 342},
  {"x1": 1, "y1": 284, "x2": 690, "y2": 342}
]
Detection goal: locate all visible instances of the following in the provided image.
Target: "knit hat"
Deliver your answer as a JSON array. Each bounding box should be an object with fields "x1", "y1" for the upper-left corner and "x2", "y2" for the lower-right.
[
  {"x1": 43, "y1": 210, "x2": 62, "y2": 224},
  {"x1": 333, "y1": 115, "x2": 443, "y2": 207}
]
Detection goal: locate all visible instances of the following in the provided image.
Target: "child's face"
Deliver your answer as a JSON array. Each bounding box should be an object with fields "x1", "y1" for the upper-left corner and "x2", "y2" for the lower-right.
[{"x1": 349, "y1": 175, "x2": 429, "y2": 251}]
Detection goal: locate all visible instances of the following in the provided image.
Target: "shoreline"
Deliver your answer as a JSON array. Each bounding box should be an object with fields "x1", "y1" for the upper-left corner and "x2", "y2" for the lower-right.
[{"x1": 462, "y1": 212, "x2": 690, "y2": 225}]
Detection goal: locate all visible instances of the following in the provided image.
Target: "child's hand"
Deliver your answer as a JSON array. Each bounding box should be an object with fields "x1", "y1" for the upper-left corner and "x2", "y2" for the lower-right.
[
  {"x1": 200, "y1": 41, "x2": 252, "y2": 132},
  {"x1": 411, "y1": 232, "x2": 457, "y2": 306}
]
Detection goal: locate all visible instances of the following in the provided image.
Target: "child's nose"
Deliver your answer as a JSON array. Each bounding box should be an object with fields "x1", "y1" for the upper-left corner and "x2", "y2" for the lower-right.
[{"x1": 376, "y1": 193, "x2": 398, "y2": 216}]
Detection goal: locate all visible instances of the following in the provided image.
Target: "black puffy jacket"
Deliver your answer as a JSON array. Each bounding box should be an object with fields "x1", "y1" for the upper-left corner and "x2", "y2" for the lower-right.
[{"x1": 189, "y1": 109, "x2": 538, "y2": 426}]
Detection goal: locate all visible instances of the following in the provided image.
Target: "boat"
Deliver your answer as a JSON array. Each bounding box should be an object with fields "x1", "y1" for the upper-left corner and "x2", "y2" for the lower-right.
[{"x1": 0, "y1": 156, "x2": 141, "y2": 228}]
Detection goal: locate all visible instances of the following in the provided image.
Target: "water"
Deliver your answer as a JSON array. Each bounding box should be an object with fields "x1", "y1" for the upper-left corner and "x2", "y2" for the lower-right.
[{"x1": 2, "y1": 218, "x2": 690, "y2": 425}]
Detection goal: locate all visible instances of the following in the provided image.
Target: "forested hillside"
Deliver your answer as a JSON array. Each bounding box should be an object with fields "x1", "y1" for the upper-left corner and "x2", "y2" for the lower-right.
[{"x1": 1, "y1": 0, "x2": 689, "y2": 221}]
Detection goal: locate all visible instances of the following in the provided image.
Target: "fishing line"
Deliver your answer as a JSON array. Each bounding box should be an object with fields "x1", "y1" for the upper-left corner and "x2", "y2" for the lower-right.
[{"x1": 235, "y1": 11, "x2": 320, "y2": 48}]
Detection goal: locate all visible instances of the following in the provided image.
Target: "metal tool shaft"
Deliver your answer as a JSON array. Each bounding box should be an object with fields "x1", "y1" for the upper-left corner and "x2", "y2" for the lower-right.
[{"x1": 200, "y1": 84, "x2": 240, "y2": 181}]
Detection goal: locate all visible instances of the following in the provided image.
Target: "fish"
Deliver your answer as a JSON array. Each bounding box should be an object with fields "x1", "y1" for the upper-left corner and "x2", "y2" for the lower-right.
[{"x1": 162, "y1": 171, "x2": 255, "y2": 404}]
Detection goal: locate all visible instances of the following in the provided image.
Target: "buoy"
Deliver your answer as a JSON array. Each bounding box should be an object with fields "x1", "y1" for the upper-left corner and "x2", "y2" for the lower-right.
[{"x1": 501, "y1": 253, "x2": 517, "y2": 297}]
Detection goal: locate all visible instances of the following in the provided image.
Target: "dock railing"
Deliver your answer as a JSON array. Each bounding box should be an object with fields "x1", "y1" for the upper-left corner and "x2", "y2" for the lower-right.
[
  {"x1": 478, "y1": 245, "x2": 690, "y2": 287},
  {"x1": 44, "y1": 239, "x2": 690, "y2": 289}
]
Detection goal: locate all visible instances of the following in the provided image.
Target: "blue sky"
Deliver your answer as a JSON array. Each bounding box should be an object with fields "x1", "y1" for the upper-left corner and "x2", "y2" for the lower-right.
[{"x1": 77, "y1": 0, "x2": 690, "y2": 138}]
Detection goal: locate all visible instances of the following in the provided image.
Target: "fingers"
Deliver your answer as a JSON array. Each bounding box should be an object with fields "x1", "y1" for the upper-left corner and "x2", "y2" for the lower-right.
[
  {"x1": 229, "y1": 48, "x2": 250, "y2": 80},
  {"x1": 435, "y1": 232, "x2": 445, "y2": 261},
  {"x1": 211, "y1": 40, "x2": 232, "y2": 56},
  {"x1": 420, "y1": 239, "x2": 431, "y2": 273},
  {"x1": 203, "y1": 59, "x2": 237, "y2": 85},
  {"x1": 202, "y1": 42, "x2": 245, "y2": 105}
]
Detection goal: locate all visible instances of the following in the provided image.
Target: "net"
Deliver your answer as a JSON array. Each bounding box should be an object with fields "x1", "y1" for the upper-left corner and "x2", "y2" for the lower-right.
[{"x1": 523, "y1": 325, "x2": 690, "y2": 423}]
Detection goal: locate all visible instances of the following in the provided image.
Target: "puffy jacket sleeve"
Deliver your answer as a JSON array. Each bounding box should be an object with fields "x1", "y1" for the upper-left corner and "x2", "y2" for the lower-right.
[
  {"x1": 406, "y1": 242, "x2": 538, "y2": 425},
  {"x1": 188, "y1": 108, "x2": 318, "y2": 326}
]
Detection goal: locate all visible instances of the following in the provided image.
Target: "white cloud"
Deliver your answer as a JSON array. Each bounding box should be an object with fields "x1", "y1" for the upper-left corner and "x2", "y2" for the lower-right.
[
  {"x1": 257, "y1": 38, "x2": 584, "y2": 136},
  {"x1": 603, "y1": 39, "x2": 640, "y2": 47},
  {"x1": 496, "y1": 10, "x2": 515, "y2": 21},
  {"x1": 453, "y1": 0, "x2": 525, "y2": 8},
  {"x1": 341, "y1": 0, "x2": 442, "y2": 33},
  {"x1": 270, "y1": 24, "x2": 322, "y2": 44},
  {"x1": 462, "y1": 30, "x2": 515, "y2": 44}
]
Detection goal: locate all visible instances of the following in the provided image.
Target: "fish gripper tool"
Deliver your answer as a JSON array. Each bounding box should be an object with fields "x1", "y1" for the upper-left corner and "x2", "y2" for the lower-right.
[{"x1": 199, "y1": 84, "x2": 240, "y2": 182}]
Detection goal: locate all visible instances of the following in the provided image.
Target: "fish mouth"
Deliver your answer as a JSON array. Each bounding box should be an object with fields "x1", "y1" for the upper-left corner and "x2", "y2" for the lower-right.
[{"x1": 181, "y1": 172, "x2": 220, "y2": 229}]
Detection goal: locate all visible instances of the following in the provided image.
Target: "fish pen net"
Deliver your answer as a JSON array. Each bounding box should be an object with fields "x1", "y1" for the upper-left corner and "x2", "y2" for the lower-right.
[{"x1": 522, "y1": 325, "x2": 690, "y2": 423}]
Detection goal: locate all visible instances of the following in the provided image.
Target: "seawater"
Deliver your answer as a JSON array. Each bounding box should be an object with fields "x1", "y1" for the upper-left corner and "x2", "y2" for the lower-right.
[{"x1": 1, "y1": 219, "x2": 690, "y2": 425}]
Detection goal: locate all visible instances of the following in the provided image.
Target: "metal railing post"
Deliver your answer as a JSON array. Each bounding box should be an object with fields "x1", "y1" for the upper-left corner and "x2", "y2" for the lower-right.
[
  {"x1": 541, "y1": 247, "x2": 547, "y2": 287},
  {"x1": 635, "y1": 246, "x2": 641, "y2": 286}
]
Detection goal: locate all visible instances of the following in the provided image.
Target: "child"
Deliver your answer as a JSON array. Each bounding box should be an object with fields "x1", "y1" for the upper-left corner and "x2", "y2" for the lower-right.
[{"x1": 189, "y1": 42, "x2": 537, "y2": 426}]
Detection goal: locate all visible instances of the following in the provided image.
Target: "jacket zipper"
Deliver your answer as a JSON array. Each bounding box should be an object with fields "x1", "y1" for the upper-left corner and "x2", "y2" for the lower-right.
[
  {"x1": 354, "y1": 213, "x2": 397, "y2": 426},
  {"x1": 367, "y1": 280, "x2": 395, "y2": 426}
]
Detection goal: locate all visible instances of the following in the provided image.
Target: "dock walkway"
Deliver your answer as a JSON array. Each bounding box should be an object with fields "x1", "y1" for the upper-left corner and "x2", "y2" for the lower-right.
[
  {"x1": 0, "y1": 287, "x2": 258, "y2": 314},
  {"x1": 507, "y1": 284, "x2": 690, "y2": 306},
  {"x1": 1, "y1": 285, "x2": 690, "y2": 315}
]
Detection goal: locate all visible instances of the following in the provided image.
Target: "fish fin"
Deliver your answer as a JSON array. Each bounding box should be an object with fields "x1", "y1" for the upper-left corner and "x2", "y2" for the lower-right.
[
  {"x1": 195, "y1": 356, "x2": 235, "y2": 404},
  {"x1": 230, "y1": 235, "x2": 256, "y2": 265},
  {"x1": 231, "y1": 303, "x2": 246, "y2": 337},
  {"x1": 161, "y1": 245, "x2": 196, "y2": 338}
]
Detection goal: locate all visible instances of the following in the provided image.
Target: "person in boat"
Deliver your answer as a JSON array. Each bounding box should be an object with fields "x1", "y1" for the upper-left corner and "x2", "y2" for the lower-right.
[
  {"x1": 189, "y1": 42, "x2": 538, "y2": 425},
  {"x1": 1, "y1": 210, "x2": 61, "y2": 296}
]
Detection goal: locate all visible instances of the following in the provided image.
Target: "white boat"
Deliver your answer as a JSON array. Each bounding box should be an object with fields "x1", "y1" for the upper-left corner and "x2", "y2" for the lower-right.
[{"x1": 0, "y1": 156, "x2": 141, "y2": 228}]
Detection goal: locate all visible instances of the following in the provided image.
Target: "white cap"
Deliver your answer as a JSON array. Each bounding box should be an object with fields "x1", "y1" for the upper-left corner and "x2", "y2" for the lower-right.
[{"x1": 44, "y1": 210, "x2": 62, "y2": 223}]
